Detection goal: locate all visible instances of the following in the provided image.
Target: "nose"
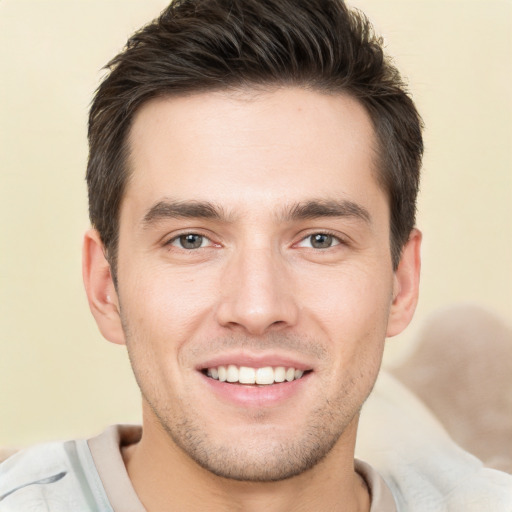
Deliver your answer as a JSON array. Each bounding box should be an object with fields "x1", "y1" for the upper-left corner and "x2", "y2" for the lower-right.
[{"x1": 215, "y1": 245, "x2": 299, "y2": 335}]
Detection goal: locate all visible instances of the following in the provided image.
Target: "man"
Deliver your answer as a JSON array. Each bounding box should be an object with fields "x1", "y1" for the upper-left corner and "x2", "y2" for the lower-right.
[{"x1": 0, "y1": 1, "x2": 510, "y2": 511}]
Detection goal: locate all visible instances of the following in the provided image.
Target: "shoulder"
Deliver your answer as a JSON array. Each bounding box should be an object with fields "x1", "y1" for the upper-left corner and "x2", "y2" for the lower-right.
[
  {"x1": 0, "y1": 439, "x2": 112, "y2": 512},
  {"x1": 358, "y1": 372, "x2": 512, "y2": 511},
  {"x1": 380, "y1": 454, "x2": 512, "y2": 512}
]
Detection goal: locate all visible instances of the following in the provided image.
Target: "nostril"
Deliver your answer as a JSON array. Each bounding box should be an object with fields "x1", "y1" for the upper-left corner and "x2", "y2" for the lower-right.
[{"x1": 214, "y1": 282, "x2": 300, "y2": 335}]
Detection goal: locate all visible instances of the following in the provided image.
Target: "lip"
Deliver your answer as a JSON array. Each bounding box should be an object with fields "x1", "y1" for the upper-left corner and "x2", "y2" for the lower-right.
[
  {"x1": 195, "y1": 351, "x2": 314, "y2": 408},
  {"x1": 200, "y1": 369, "x2": 312, "y2": 408},
  {"x1": 196, "y1": 351, "x2": 312, "y2": 372}
]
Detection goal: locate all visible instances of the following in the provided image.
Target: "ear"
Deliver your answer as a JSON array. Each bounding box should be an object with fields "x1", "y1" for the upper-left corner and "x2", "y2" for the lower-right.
[
  {"x1": 82, "y1": 229, "x2": 126, "y2": 345},
  {"x1": 386, "y1": 228, "x2": 422, "y2": 338}
]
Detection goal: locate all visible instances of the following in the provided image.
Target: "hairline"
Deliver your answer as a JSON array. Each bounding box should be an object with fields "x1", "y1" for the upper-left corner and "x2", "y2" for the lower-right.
[{"x1": 104, "y1": 84, "x2": 402, "y2": 279}]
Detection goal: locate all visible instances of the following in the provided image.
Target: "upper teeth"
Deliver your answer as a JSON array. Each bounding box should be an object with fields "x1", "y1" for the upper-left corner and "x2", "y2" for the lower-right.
[{"x1": 206, "y1": 365, "x2": 304, "y2": 385}]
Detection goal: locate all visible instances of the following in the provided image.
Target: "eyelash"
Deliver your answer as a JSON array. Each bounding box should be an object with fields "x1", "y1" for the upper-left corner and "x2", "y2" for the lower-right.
[
  {"x1": 166, "y1": 232, "x2": 215, "y2": 250},
  {"x1": 165, "y1": 231, "x2": 346, "y2": 251},
  {"x1": 295, "y1": 231, "x2": 345, "y2": 250}
]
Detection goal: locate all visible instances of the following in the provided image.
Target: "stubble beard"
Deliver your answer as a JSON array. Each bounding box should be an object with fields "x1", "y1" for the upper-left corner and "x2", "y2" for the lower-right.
[
  {"x1": 145, "y1": 390, "x2": 359, "y2": 482},
  {"x1": 122, "y1": 321, "x2": 380, "y2": 483}
]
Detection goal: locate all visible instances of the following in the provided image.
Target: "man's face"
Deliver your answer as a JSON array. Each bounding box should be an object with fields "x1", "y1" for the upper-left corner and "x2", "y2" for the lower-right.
[{"x1": 114, "y1": 88, "x2": 401, "y2": 481}]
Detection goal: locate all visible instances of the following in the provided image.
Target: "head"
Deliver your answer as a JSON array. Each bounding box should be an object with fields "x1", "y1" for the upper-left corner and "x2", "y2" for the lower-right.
[
  {"x1": 87, "y1": 0, "x2": 423, "y2": 279},
  {"x1": 83, "y1": 0, "x2": 422, "y2": 484}
]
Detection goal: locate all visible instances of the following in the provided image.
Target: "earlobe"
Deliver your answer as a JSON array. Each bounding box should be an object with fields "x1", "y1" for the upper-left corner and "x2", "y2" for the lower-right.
[
  {"x1": 82, "y1": 229, "x2": 126, "y2": 345},
  {"x1": 386, "y1": 228, "x2": 422, "y2": 338}
]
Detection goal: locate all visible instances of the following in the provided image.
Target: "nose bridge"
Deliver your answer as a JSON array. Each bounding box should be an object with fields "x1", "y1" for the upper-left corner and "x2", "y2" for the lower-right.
[{"x1": 216, "y1": 239, "x2": 298, "y2": 334}]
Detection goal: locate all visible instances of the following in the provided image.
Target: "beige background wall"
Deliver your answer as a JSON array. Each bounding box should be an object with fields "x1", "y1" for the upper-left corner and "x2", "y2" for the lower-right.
[{"x1": 1, "y1": 0, "x2": 511, "y2": 447}]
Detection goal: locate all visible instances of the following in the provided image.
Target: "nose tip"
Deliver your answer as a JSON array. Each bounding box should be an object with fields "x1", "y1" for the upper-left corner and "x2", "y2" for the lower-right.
[
  {"x1": 215, "y1": 252, "x2": 299, "y2": 335},
  {"x1": 217, "y1": 300, "x2": 295, "y2": 336}
]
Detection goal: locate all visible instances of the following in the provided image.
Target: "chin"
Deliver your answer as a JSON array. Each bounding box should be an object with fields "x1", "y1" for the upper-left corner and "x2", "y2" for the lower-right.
[{"x1": 158, "y1": 406, "x2": 352, "y2": 482}]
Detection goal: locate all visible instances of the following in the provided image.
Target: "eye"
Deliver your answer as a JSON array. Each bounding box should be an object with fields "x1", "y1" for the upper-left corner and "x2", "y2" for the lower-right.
[
  {"x1": 297, "y1": 233, "x2": 341, "y2": 249},
  {"x1": 169, "y1": 233, "x2": 211, "y2": 250}
]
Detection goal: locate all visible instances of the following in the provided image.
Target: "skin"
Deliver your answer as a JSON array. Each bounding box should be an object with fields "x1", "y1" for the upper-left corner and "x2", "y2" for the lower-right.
[{"x1": 83, "y1": 87, "x2": 421, "y2": 511}]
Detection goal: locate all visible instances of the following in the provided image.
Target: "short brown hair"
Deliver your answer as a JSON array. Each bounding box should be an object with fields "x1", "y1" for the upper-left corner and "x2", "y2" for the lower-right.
[{"x1": 87, "y1": 0, "x2": 423, "y2": 276}]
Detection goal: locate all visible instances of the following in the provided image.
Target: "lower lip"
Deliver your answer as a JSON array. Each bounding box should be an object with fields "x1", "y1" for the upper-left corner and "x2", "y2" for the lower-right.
[{"x1": 200, "y1": 372, "x2": 311, "y2": 408}]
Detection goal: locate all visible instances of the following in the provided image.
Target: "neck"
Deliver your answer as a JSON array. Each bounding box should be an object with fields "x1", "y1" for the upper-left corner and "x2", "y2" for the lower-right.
[{"x1": 123, "y1": 416, "x2": 370, "y2": 512}]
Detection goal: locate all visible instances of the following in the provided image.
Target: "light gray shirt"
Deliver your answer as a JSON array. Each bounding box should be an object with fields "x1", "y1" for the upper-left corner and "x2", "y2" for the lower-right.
[{"x1": 0, "y1": 425, "x2": 396, "y2": 511}]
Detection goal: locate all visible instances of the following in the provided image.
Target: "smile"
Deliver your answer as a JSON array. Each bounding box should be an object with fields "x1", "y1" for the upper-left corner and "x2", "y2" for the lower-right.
[{"x1": 204, "y1": 365, "x2": 307, "y2": 385}]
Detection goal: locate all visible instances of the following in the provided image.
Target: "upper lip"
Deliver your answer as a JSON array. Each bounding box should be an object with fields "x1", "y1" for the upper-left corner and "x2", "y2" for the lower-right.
[{"x1": 196, "y1": 351, "x2": 313, "y2": 372}]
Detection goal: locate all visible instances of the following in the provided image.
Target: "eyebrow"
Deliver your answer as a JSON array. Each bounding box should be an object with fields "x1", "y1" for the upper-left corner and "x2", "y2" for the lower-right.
[
  {"x1": 142, "y1": 199, "x2": 227, "y2": 227},
  {"x1": 141, "y1": 198, "x2": 371, "y2": 227},
  {"x1": 283, "y1": 199, "x2": 371, "y2": 224}
]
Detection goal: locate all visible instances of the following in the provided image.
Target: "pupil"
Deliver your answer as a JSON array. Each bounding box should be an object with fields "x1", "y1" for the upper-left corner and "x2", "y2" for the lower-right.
[
  {"x1": 312, "y1": 234, "x2": 332, "y2": 248},
  {"x1": 180, "y1": 234, "x2": 202, "y2": 249}
]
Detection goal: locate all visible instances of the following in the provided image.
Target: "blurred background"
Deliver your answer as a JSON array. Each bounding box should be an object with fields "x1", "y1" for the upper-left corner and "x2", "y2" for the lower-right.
[{"x1": 1, "y1": 0, "x2": 511, "y2": 447}]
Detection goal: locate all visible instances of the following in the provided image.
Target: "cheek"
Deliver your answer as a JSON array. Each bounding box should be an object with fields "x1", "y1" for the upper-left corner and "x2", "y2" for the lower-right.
[
  {"x1": 301, "y1": 265, "x2": 393, "y2": 336},
  {"x1": 300, "y1": 265, "x2": 392, "y2": 388},
  {"x1": 119, "y1": 263, "x2": 220, "y2": 342}
]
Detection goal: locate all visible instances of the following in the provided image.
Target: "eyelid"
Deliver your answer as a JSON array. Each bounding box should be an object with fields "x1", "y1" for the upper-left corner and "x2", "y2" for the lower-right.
[
  {"x1": 164, "y1": 230, "x2": 219, "y2": 249},
  {"x1": 294, "y1": 230, "x2": 346, "y2": 248}
]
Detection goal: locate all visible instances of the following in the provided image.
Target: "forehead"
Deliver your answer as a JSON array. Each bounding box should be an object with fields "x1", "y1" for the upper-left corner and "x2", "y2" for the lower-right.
[{"x1": 123, "y1": 87, "x2": 384, "y2": 221}]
